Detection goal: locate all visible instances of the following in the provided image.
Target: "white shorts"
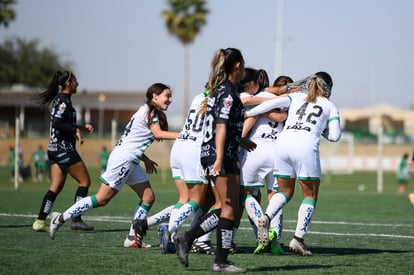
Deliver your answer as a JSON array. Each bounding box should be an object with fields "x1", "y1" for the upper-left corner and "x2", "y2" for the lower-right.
[
  {"x1": 273, "y1": 141, "x2": 321, "y2": 180},
  {"x1": 100, "y1": 150, "x2": 148, "y2": 191},
  {"x1": 240, "y1": 138, "x2": 277, "y2": 190},
  {"x1": 170, "y1": 140, "x2": 207, "y2": 184}
]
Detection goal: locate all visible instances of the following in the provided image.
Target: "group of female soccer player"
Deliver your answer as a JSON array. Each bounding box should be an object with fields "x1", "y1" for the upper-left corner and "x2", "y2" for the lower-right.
[{"x1": 32, "y1": 47, "x2": 341, "y2": 273}]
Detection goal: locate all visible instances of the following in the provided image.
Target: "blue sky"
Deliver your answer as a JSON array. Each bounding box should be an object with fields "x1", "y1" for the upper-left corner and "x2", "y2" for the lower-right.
[{"x1": 1, "y1": 0, "x2": 414, "y2": 118}]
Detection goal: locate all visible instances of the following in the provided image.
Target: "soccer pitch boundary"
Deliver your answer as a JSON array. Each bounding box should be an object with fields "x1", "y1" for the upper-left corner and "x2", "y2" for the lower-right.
[{"x1": 2, "y1": 212, "x2": 413, "y2": 239}]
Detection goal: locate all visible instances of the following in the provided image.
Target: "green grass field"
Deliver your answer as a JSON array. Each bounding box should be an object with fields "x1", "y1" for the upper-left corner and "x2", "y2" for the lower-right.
[{"x1": 0, "y1": 167, "x2": 413, "y2": 274}]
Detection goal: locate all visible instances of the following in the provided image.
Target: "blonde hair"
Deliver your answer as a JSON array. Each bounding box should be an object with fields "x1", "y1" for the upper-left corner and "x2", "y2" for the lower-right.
[
  {"x1": 199, "y1": 48, "x2": 244, "y2": 115},
  {"x1": 306, "y1": 72, "x2": 333, "y2": 103}
]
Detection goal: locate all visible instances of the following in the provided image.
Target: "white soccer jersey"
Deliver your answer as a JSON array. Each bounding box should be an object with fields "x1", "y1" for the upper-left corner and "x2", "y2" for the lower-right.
[
  {"x1": 240, "y1": 91, "x2": 284, "y2": 189},
  {"x1": 113, "y1": 104, "x2": 157, "y2": 160},
  {"x1": 175, "y1": 93, "x2": 206, "y2": 145},
  {"x1": 246, "y1": 92, "x2": 341, "y2": 179},
  {"x1": 100, "y1": 104, "x2": 157, "y2": 189},
  {"x1": 170, "y1": 93, "x2": 207, "y2": 184},
  {"x1": 248, "y1": 91, "x2": 284, "y2": 141}
]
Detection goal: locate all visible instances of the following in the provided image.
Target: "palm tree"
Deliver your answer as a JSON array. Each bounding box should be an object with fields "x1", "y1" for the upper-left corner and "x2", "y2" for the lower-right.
[
  {"x1": 162, "y1": 0, "x2": 208, "y2": 122},
  {"x1": 0, "y1": 0, "x2": 17, "y2": 28}
]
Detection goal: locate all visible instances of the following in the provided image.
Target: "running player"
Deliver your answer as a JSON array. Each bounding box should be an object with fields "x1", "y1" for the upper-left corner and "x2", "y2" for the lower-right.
[{"x1": 48, "y1": 83, "x2": 179, "y2": 246}]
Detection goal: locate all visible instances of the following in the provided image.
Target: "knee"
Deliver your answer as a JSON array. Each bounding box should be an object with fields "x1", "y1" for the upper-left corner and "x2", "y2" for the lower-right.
[
  {"x1": 79, "y1": 178, "x2": 91, "y2": 187},
  {"x1": 142, "y1": 193, "x2": 155, "y2": 205}
]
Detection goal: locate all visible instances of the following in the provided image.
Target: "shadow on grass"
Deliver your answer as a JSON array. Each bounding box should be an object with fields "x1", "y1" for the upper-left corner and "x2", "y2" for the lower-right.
[
  {"x1": 0, "y1": 224, "x2": 33, "y2": 229},
  {"x1": 0, "y1": 223, "x2": 129, "y2": 236},
  {"x1": 248, "y1": 264, "x2": 335, "y2": 272},
  {"x1": 235, "y1": 245, "x2": 410, "y2": 256},
  {"x1": 311, "y1": 246, "x2": 410, "y2": 255}
]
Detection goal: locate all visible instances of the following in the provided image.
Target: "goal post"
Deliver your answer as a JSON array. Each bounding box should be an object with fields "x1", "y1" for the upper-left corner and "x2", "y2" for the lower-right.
[{"x1": 14, "y1": 117, "x2": 20, "y2": 190}]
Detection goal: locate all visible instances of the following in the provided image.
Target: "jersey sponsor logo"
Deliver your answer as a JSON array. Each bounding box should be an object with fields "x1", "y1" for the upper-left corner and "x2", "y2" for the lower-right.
[
  {"x1": 286, "y1": 121, "x2": 311, "y2": 132},
  {"x1": 57, "y1": 102, "x2": 66, "y2": 116},
  {"x1": 221, "y1": 95, "x2": 233, "y2": 116},
  {"x1": 200, "y1": 144, "x2": 211, "y2": 158}
]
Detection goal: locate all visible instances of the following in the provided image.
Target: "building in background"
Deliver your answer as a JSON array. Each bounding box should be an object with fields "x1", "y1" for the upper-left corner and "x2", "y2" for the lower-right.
[{"x1": 0, "y1": 85, "x2": 146, "y2": 138}]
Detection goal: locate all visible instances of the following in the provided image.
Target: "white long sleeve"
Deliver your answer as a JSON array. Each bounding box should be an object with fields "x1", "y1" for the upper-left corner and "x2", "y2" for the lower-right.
[
  {"x1": 245, "y1": 96, "x2": 291, "y2": 117},
  {"x1": 322, "y1": 117, "x2": 341, "y2": 142}
]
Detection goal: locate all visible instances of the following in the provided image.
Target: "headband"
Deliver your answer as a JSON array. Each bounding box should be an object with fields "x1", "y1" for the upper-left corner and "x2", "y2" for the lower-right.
[{"x1": 285, "y1": 75, "x2": 331, "y2": 98}]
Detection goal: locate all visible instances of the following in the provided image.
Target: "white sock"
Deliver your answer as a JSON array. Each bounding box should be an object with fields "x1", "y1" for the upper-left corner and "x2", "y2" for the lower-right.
[
  {"x1": 265, "y1": 192, "x2": 288, "y2": 220},
  {"x1": 147, "y1": 205, "x2": 174, "y2": 227},
  {"x1": 169, "y1": 201, "x2": 198, "y2": 234},
  {"x1": 168, "y1": 205, "x2": 182, "y2": 236},
  {"x1": 127, "y1": 202, "x2": 154, "y2": 236},
  {"x1": 62, "y1": 196, "x2": 93, "y2": 221},
  {"x1": 294, "y1": 199, "x2": 315, "y2": 239},
  {"x1": 270, "y1": 209, "x2": 283, "y2": 241},
  {"x1": 244, "y1": 194, "x2": 263, "y2": 228}
]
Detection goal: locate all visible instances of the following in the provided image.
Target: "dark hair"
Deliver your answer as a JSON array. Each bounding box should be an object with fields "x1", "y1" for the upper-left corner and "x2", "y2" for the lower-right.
[
  {"x1": 32, "y1": 70, "x2": 73, "y2": 107},
  {"x1": 273, "y1": 75, "x2": 293, "y2": 87},
  {"x1": 315, "y1": 71, "x2": 333, "y2": 89},
  {"x1": 145, "y1": 83, "x2": 170, "y2": 131},
  {"x1": 237, "y1": 67, "x2": 258, "y2": 91},
  {"x1": 257, "y1": 69, "x2": 269, "y2": 90}
]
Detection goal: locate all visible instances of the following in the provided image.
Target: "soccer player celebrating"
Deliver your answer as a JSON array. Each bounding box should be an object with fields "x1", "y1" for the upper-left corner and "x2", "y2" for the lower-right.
[{"x1": 48, "y1": 83, "x2": 179, "y2": 246}]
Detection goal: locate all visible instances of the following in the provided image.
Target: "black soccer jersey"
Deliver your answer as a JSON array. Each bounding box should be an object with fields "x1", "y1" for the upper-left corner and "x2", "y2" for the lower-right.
[
  {"x1": 200, "y1": 80, "x2": 244, "y2": 170},
  {"x1": 48, "y1": 93, "x2": 77, "y2": 152}
]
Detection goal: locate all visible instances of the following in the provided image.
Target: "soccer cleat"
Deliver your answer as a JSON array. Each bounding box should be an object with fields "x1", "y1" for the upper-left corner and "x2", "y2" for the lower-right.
[
  {"x1": 70, "y1": 218, "x2": 95, "y2": 231},
  {"x1": 229, "y1": 241, "x2": 246, "y2": 254},
  {"x1": 132, "y1": 219, "x2": 148, "y2": 248},
  {"x1": 211, "y1": 262, "x2": 246, "y2": 273},
  {"x1": 191, "y1": 240, "x2": 216, "y2": 255},
  {"x1": 257, "y1": 214, "x2": 270, "y2": 246},
  {"x1": 32, "y1": 219, "x2": 49, "y2": 232},
  {"x1": 49, "y1": 212, "x2": 63, "y2": 240},
  {"x1": 269, "y1": 229, "x2": 284, "y2": 255},
  {"x1": 123, "y1": 235, "x2": 151, "y2": 248},
  {"x1": 173, "y1": 232, "x2": 191, "y2": 267},
  {"x1": 289, "y1": 238, "x2": 312, "y2": 256},
  {"x1": 253, "y1": 242, "x2": 267, "y2": 254},
  {"x1": 158, "y1": 224, "x2": 175, "y2": 253}
]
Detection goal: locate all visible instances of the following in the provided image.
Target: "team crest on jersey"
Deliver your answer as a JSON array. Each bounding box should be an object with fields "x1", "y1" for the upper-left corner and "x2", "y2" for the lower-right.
[
  {"x1": 57, "y1": 102, "x2": 67, "y2": 116},
  {"x1": 221, "y1": 95, "x2": 233, "y2": 115}
]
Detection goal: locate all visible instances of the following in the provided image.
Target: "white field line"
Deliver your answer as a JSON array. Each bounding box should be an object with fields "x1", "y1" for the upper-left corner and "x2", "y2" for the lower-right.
[{"x1": 1, "y1": 213, "x2": 413, "y2": 239}]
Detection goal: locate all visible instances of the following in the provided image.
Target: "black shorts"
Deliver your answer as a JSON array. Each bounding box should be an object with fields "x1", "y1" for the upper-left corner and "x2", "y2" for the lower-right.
[
  {"x1": 201, "y1": 156, "x2": 240, "y2": 175},
  {"x1": 47, "y1": 150, "x2": 82, "y2": 169}
]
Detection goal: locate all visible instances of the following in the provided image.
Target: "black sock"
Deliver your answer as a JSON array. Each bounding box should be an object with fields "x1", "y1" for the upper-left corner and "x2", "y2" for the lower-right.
[
  {"x1": 74, "y1": 186, "x2": 89, "y2": 201},
  {"x1": 37, "y1": 190, "x2": 57, "y2": 220},
  {"x1": 215, "y1": 218, "x2": 234, "y2": 265},
  {"x1": 186, "y1": 209, "x2": 221, "y2": 243}
]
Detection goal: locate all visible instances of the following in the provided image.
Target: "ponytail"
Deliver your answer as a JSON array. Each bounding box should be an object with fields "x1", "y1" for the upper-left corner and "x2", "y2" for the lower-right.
[{"x1": 32, "y1": 70, "x2": 73, "y2": 107}]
